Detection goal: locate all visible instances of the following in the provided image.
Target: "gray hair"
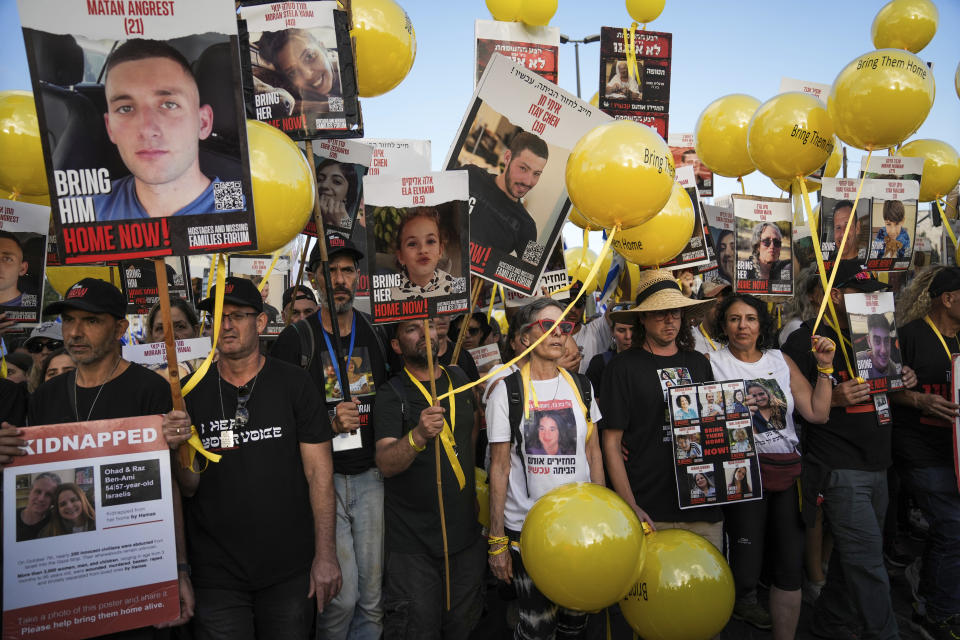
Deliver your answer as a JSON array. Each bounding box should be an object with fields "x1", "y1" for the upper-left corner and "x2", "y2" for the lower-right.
[
  {"x1": 514, "y1": 297, "x2": 566, "y2": 338},
  {"x1": 33, "y1": 471, "x2": 62, "y2": 486},
  {"x1": 751, "y1": 222, "x2": 782, "y2": 259}
]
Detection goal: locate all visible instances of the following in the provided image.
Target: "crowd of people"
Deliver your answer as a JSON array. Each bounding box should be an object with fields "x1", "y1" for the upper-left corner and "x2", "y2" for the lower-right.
[{"x1": 0, "y1": 243, "x2": 958, "y2": 640}]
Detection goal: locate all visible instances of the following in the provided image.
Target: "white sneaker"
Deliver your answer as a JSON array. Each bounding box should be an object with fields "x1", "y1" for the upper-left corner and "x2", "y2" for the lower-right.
[{"x1": 802, "y1": 577, "x2": 825, "y2": 605}]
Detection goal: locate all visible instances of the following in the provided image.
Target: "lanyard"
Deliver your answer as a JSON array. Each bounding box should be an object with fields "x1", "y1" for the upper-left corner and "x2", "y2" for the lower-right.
[
  {"x1": 320, "y1": 312, "x2": 356, "y2": 397},
  {"x1": 924, "y1": 315, "x2": 958, "y2": 362},
  {"x1": 698, "y1": 324, "x2": 717, "y2": 351},
  {"x1": 520, "y1": 362, "x2": 595, "y2": 442},
  {"x1": 403, "y1": 366, "x2": 466, "y2": 490}
]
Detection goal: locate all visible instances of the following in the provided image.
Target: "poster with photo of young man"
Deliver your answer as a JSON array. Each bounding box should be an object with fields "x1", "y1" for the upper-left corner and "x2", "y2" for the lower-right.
[{"x1": 0, "y1": 199, "x2": 49, "y2": 324}]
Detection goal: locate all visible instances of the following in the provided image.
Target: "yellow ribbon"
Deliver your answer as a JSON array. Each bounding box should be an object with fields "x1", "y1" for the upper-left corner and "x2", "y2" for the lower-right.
[
  {"x1": 1, "y1": 356, "x2": 6, "y2": 379},
  {"x1": 924, "y1": 315, "x2": 957, "y2": 362},
  {"x1": 937, "y1": 199, "x2": 958, "y2": 252},
  {"x1": 623, "y1": 23, "x2": 641, "y2": 91},
  {"x1": 737, "y1": 176, "x2": 746, "y2": 195},
  {"x1": 520, "y1": 361, "x2": 595, "y2": 443},
  {"x1": 404, "y1": 366, "x2": 466, "y2": 490},
  {"x1": 438, "y1": 226, "x2": 619, "y2": 402},
  {"x1": 256, "y1": 251, "x2": 282, "y2": 292},
  {"x1": 698, "y1": 324, "x2": 717, "y2": 351}
]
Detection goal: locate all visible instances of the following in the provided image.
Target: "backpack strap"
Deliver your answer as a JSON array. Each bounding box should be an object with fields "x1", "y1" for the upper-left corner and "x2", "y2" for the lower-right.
[
  {"x1": 503, "y1": 370, "x2": 530, "y2": 497},
  {"x1": 291, "y1": 318, "x2": 315, "y2": 370},
  {"x1": 558, "y1": 368, "x2": 595, "y2": 443}
]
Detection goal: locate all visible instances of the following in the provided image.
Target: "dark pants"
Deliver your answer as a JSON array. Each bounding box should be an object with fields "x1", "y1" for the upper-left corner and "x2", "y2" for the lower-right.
[
  {"x1": 725, "y1": 483, "x2": 805, "y2": 598},
  {"x1": 814, "y1": 469, "x2": 898, "y2": 640},
  {"x1": 383, "y1": 536, "x2": 486, "y2": 639},
  {"x1": 192, "y1": 571, "x2": 313, "y2": 640},
  {"x1": 906, "y1": 466, "x2": 960, "y2": 620},
  {"x1": 510, "y1": 546, "x2": 589, "y2": 640}
]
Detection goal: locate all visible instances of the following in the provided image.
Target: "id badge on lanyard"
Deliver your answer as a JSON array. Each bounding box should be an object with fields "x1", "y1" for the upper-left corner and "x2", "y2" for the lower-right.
[{"x1": 873, "y1": 392, "x2": 892, "y2": 426}]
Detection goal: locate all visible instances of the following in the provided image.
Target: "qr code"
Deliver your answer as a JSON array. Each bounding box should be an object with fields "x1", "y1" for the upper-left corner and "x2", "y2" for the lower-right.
[
  {"x1": 214, "y1": 181, "x2": 245, "y2": 211},
  {"x1": 521, "y1": 240, "x2": 545, "y2": 265},
  {"x1": 328, "y1": 96, "x2": 344, "y2": 112},
  {"x1": 451, "y1": 277, "x2": 467, "y2": 294}
]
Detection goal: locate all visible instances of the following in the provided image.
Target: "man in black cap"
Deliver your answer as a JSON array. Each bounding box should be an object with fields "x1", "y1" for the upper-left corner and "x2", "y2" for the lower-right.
[
  {"x1": 890, "y1": 266, "x2": 960, "y2": 640},
  {"x1": 282, "y1": 284, "x2": 318, "y2": 325},
  {"x1": 165, "y1": 276, "x2": 340, "y2": 639},
  {"x1": 782, "y1": 260, "x2": 916, "y2": 640},
  {"x1": 271, "y1": 233, "x2": 390, "y2": 639}
]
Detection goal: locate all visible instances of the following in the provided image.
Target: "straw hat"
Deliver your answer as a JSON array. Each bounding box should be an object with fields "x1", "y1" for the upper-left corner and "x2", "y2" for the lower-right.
[{"x1": 609, "y1": 269, "x2": 714, "y2": 324}]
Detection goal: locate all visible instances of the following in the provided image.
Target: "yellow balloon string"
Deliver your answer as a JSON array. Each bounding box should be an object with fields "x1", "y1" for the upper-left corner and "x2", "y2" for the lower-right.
[
  {"x1": 797, "y1": 177, "x2": 857, "y2": 379},
  {"x1": 485, "y1": 283, "x2": 498, "y2": 324},
  {"x1": 553, "y1": 226, "x2": 592, "y2": 294},
  {"x1": 198, "y1": 254, "x2": 220, "y2": 334},
  {"x1": 937, "y1": 198, "x2": 958, "y2": 250},
  {"x1": 1, "y1": 356, "x2": 6, "y2": 379},
  {"x1": 623, "y1": 23, "x2": 641, "y2": 89},
  {"x1": 437, "y1": 226, "x2": 619, "y2": 402},
  {"x1": 737, "y1": 176, "x2": 746, "y2": 195},
  {"x1": 257, "y1": 251, "x2": 282, "y2": 292}
]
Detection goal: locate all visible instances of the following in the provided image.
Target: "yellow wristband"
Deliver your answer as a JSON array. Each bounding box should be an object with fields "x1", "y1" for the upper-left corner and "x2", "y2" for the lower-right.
[
  {"x1": 488, "y1": 535, "x2": 509, "y2": 545},
  {"x1": 408, "y1": 430, "x2": 426, "y2": 452},
  {"x1": 817, "y1": 365, "x2": 834, "y2": 375},
  {"x1": 488, "y1": 544, "x2": 509, "y2": 556}
]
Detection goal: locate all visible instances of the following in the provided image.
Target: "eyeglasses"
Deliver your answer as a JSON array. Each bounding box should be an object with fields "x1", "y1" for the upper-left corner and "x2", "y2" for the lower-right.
[
  {"x1": 26, "y1": 340, "x2": 63, "y2": 353},
  {"x1": 647, "y1": 309, "x2": 682, "y2": 320},
  {"x1": 221, "y1": 311, "x2": 260, "y2": 324},
  {"x1": 760, "y1": 238, "x2": 783, "y2": 248},
  {"x1": 525, "y1": 319, "x2": 576, "y2": 335},
  {"x1": 235, "y1": 383, "x2": 253, "y2": 429}
]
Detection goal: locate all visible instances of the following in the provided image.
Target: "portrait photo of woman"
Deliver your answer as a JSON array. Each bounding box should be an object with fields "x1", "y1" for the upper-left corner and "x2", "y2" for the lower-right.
[{"x1": 39, "y1": 483, "x2": 95, "y2": 537}]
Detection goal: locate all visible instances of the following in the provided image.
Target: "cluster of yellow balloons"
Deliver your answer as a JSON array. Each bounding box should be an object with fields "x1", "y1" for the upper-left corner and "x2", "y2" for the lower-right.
[
  {"x1": 871, "y1": 0, "x2": 938, "y2": 53},
  {"x1": 352, "y1": 0, "x2": 416, "y2": 98},
  {"x1": 611, "y1": 183, "x2": 696, "y2": 267},
  {"x1": 897, "y1": 139, "x2": 960, "y2": 202},
  {"x1": 564, "y1": 246, "x2": 612, "y2": 291},
  {"x1": 485, "y1": 0, "x2": 557, "y2": 26}
]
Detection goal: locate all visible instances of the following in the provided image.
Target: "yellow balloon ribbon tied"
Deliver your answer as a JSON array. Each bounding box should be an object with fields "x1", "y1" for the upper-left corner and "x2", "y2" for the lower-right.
[
  {"x1": 438, "y1": 226, "x2": 619, "y2": 402},
  {"x1": 404, "y1": 366, "x2": 465, "y2": 490},
  {"x1": 623, "y1": 23, "x2": 642, "y2": 93}
]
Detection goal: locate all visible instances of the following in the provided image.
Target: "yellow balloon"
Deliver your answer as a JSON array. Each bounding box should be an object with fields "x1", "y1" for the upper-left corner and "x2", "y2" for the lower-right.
[
  {"x1": 748, "y1": 92, "x2": 835, "y2": 181},
  {"x1": 620, "y1": 528, "x2": 735, "y2": 640},
  {"x1": 242, "y1": 120, "x2": 315, "y2": 254},
  {"x1": 694, "y1": 94, "x2": 761, "y2": 178},
  {"x1": 567, "y1": 206, "x2": 592, "y2": 230},
  {"x1": 828, "y1": 49, "x2": 935, "y2": 151},
  {"x1": 519, "y1": 0, "x2": 557, "y2": 26},
  {"x1": 589, "y1": 92, "x2": 599, "y2": 107},
  {"x1": 486, "y1": 0, "x2": 521, "y2": 21},
  {"x1": 626, "y1": 0, "x2": 665, "y2": 23},
  {"x1": 520, "y1": 482, "x2": 646, "y2": 612},
  {"x1": 353, "y1": 0, "x2": 416, "y2": 98},
  {"x1": 47, "y1": 266, "x2": 121, "y2": 296},
  {"x1": 0, "y1": 91, "x2": 48, "y2": 196},
  {"x1": 772, "y1": 136, "x2": 842, "y2": 193},
  {"x1": 566, "y1": 120, "x2": 675, "y2": 230},
  {"x1": 612, "y1": 183, "x2": 695, "y2": 267},
  {"x1": 0, "y1": 188, "x2": 50, "y2": 207},
  {"x1": 897, "y1": 139, "x2": 960, "y2": 201},
  {"x1": 565, "y1": 246, "x2": 612, "y2": 291},
  {"x1": 871, "y1": 0, "x2": 938, "y2": 54},
  {"x1": 475, "y1": 468, "x2": 490, "y2": 528}
]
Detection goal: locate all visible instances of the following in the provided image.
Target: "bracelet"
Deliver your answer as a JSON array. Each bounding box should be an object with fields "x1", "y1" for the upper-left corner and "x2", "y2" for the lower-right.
[
  {"x1": 488, "y1": 535, "x2": 509, "y2": 545},
  {"x1": 407, "y1": 430, "x2": 426, "y2": 452},
  {"x1": 177, "y1": 563, "x2": 191, "y2": 576},
  {"x1": 816, "y1": 365, "x2": 834, "y2": 375},
  {"x1": 488, "y1": 544, "x2": 509, "y2": 556}
]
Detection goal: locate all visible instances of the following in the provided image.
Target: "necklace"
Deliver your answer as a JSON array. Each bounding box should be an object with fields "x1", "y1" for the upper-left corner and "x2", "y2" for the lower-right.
[
  {"x1": 216, "y1": 362, "x2": 261, "y2": 424},
  {"x1": 74, "y1": 355, "x2": 122, "y2": 422}
]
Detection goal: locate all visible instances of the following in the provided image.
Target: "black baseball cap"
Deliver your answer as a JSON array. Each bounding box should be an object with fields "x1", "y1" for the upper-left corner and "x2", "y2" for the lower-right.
[
  {"x1": 198, "y1": 277, "x2": 264, "y2": 313},
  {"x1": 833, "y1": 260, "x2": 888, "y2": 293},
  {"x1": 45, "y1": 278, "x2": 127, "y2": 318},
  {"x1": 282, "y1": 285, "x2": 316, "y2": 309},
  {"x1": 307, "y1": 232, "x2": 364, "y2": 272},
  {"x1": 929, "y1": 267, "x2": 960, "y2": 298}
]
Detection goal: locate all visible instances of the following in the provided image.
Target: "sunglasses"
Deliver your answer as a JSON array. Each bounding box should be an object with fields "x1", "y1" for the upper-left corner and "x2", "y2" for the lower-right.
[
  {"x1": 235, "y1": 383, "x2": 253, "y2": 429},
  {"x1": 525, "y1": 319, "x2": 576, "y2": 335},
  {"x1": 760, "y1": 237, "x2": 783, "y2": 248},
  {"x1": 26, "y1": 340, "x2": 63, "y2": 353},
  {"x1": 466, "y1": 325, "x2": 483, "y2": 336}
]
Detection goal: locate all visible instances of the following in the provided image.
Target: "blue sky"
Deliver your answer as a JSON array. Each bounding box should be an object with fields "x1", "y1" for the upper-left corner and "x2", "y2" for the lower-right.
[{"x1": 3, "y1": 0, "x2": 958, "y2": 252}]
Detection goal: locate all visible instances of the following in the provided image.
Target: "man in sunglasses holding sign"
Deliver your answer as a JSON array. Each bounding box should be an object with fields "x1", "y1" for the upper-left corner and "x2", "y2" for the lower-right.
[{"x1": 166, "y1": 276, "x2": 340, "y2": 639}]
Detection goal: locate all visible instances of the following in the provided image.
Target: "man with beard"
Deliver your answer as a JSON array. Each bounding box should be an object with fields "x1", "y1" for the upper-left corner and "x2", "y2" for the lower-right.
[
  {"x1": 463, "y1": 131, "x2": 548, "y2": 259},
  {"x1": 374, "y1": 319, "x2": 483, "y2": 637},
  {"x1": 271, "y1": 232, "x2": 389, "y2": 640}
]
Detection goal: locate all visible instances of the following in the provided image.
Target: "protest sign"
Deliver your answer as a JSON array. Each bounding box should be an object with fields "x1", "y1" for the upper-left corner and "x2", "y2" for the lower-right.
[
  {"x1": 846, "y1": 291, "x2": 905, "y2": 394},
  {"x1": 732, "y1": 195, "x2": 793, "y2": 296},
  {"x1": 227, "y1": 254, "x2": 290, "y2": 335},
  {"x1": 121, "y1": 257, "x2": 190, "y2": 316},
  {"x1": 598, "y1": 27, "x2": 671, "y2": 137},
  {"x1": 3, "y1": 416, "x2": 178, "y2": 639},
  {"x1": 123, "y1": 337, "x2": 212, "y2": 367},
  {"x1": 17, "y1": 0, "x2": 258, "y2": 262},
  {"x1": 0, "y1": 199, "x2": 49, "y2": 324},
  {"x1": 655, "y1": 165, "x2": 709, "y2": 271},
  {"x1": 668, "y1": 132, "x2": 712, "y2": 197},
  {"x1": 302, "y1": 138, "x2": 373, "y2": 237},
  {"x1": 475, "y1": 19, "x2": 559, "y2": 86}
]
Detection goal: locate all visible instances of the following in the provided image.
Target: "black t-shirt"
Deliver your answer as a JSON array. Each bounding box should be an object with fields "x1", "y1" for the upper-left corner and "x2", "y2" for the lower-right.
[
  {"x1": 373, "y1": 366, "x2": 478, "y2": 557},
  {"x1": 439, "y1": 341, "x2": 481, "y2": 381},
  {"x1": 465, "y1": 164, "x2": 538, "y2": 258},
  {"x1": 893, "y1": 318, "x2": 956, "y2": 468},
  {"x1": 28, "y1": 363, "x2": 172, "y2": 425},
  {"x1": 15, "y1": 507, "x2": 49, "y2": 541},
  {"x1": 599, "y1": 348, "x2": 721, "y2": 523},
  {"x1": 183, "y1": 357, "x2": 332, "y2": 590},
  {"x1": 271, "y1": 311, "x2": 388, "y2": 475},
  {"x1": 782, "y1": 321, "x2": 890, "y2": 471},
  {"x1": 0, "y1": 378, "x2": 28, "y2": 425},
  {"x1": 586, "y1": 350, "x2": 614, "y2": 396}
]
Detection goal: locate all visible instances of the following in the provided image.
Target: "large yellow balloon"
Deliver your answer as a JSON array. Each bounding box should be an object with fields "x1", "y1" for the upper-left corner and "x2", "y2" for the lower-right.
[
  {"x1": 871, "y1": 0, "x2": 938, "y2": 54},
  {"x1": 243, "y1": 120, "x2": 315, "y2": 254},
  {"x1": 694, "y1": 94, "x2": 761, "y2": 178},
  {"x1": 611, "y1": 183, "x2": 695, "y2": 267},
  {"x1": 475, "y1": 468, "x2": 490, "y2": 528},
  {"x1": 520, "y1": 483, "x2": 646, "y2": 612},
  {"x1": 0, "y1": 188, "x2": 50, "y2": 207},
  {"x1": 519, "y1": 0, "x2": 557, "y2": 26},
  {"x1": 566, "y1": 120, "x2": 675, "y2": 230},
  {"x1": 772, "y1": 136, "x2": 841, "y2": 193},
  {"x1": 626, "y1": 0, "x2": 665, "y2": 23},
  {"x1": 748, "y1": 92, "x2": 835, "y2": 181},
  {"x1": 47, "y1": 266, "x2": 121, "y2": 296},
  {"x1": 897, "y1": 139, "x2": 960, "y2": 201},
  {"x1": 0, "y1": 91, "x2": 48, "y2": 196},
  {"x1": 620, "y1": 528, "x2": 735, "y2": 640},
  {"x1": 828, "y1": 49, "x2": 935, "y2": 151},
  {"x1": 565, "y1": 246, "x2": 612, "y2": 291},
  {"x1": 353, "y1": 0, "x2": 416, "y2": 98},
  {"x1": 486, "y1": 0, "x2": 521, "y2": 21}
]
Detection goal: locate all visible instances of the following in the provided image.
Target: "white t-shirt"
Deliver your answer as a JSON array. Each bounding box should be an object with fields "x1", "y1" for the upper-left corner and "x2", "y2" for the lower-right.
[
  {"x1": 709, "y1": 347, "x2": 800, "y2": 456},
  {"x1": 487, "y1": 373, "x2": 602, "y2": 532},
  {"x1": 692, "y1": 326, "x2": 720, "y2": 357}
]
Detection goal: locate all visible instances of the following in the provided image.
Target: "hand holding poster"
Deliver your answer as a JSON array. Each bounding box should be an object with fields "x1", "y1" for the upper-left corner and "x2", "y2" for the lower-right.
[
  {"x1": 365, "y1": 171, "x2": 470, "y2": 323},
  {"x1": 0, "y1": 199, "x2": 49, "y2": 324},
  {"x1": 598, "y1": 27, "x2": 672, "y2": 137},
  {"x1": 445, "y1": 53, "x2": 611, "y2": 295},
  {"x1": 475, "y1": 20, "x2": 559, "y2": 86},
  {"x1": 846, "y1": 291, "x2": 904, "y2": 393},
  {"x1": 732, "y1": 195, "x2": 793, "y2": 295},
  {"x1": 3, "y1": 417, "x2": 178, "y2": 639},
  {"x1": 17, "y1": 0, "x2": 258, "y2": 262},
  {"x1": 240, "y1": 0, "x2": 361, "y2": 138}
]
